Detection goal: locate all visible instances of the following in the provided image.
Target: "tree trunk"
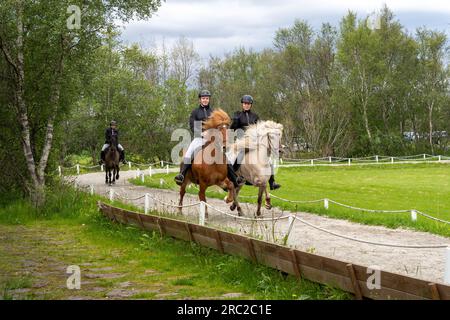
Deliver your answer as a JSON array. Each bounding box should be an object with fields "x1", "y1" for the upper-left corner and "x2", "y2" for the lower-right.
[{"x1": 428, "y1": 100, "x2": 434, "y2": 154}]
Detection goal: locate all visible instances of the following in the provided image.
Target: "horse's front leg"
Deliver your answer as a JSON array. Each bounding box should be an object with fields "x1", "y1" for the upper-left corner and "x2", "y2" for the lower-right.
[
  {"x1": 115, "y1": 165, "x2": 120, "y2": 180},
  {"x1": 264, "y1": 184, "x2": 272, "y2": 209},
  {"x1": 256, "y1": 185, "x2": 265, "y2": 216},
  {"x1": 198, "y1": 182, "x2": 208, "y2": 219},
  {"x1": 178, "y1": 181, "x2": 188, "y2": 215},
  {"x1": 112, "y1": 167, "x2": 116, "y2": 184}
]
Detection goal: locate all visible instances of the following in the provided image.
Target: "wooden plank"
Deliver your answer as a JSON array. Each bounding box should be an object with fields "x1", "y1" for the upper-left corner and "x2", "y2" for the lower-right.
[
  {"x1": 346, "y1": 264, "x2": 363, "y2": 300},
  {"x1": 429, "y1": 283, "x2": 441, "y2": 300}
]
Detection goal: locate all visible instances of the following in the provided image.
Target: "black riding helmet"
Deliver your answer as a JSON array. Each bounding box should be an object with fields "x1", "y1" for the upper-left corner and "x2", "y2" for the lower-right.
[
  {"x1": 110, "y1": 120, "x2": 117, "y2": 126},
  {"x1": 198, "y1": 90, "x2": 211, "y2": 98},
  {"x1": 241, "y1": 95, "x2": 254, "y2": 104}
]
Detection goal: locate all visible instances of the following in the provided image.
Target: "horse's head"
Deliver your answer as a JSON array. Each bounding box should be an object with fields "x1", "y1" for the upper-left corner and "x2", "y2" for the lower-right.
[
  {"x1": 203, "y1": 108, "x2": 231, "y2": 147},
  {"x1": 263, "y1": 121, "x2": 284, "y2": 157}
]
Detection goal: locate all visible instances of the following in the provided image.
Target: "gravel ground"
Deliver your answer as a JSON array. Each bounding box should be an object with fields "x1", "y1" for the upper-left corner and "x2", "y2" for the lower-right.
[{"x1": 75, "y1": 169, "x2": 450, "y2": 284}]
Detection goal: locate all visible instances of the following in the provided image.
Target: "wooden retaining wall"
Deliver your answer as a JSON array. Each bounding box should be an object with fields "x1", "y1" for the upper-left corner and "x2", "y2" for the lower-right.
[{"x1": 98, "y1": 201, "x2": 450, "y2": 300}]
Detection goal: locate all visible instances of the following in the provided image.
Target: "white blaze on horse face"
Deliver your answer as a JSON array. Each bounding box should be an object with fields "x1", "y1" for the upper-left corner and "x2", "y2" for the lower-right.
[
  {"x1": 202, "y1": 128, "x2": 225, "y2": 165},
  {"x1": 171, "y1": 128, "x2": 191, "y2": 164}
]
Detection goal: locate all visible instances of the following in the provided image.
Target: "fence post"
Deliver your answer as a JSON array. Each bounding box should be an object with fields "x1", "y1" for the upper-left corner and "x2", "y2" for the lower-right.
[
  {"x1": 128, "y1": 161, "x2": 132, "y2": 169},
  {"x1": 199, "y1": 201, "x2": 206, "y2": 226},
  {"x1": 76, "y1": 164, "x2": 80, "y2": 175},
  {"x1": 109, "y1": 188, "x2": 114, "y2": 202},
  {"x1": 149, "y1": 166, "x2": 152, "y2": 177},
  {"x1": 438, "y1": 155, "x2": 441, "y2": 162},
  {"x1": 160, "y1": 178, "x2": 164, "y2": 187},
  {"x1": 391, "y1": 157, "x2": 394, "y2": 164},
  {"x1": 144, "y1": 193, "x2": 150, "y2": 214},
  {"x1": 141, "y1": 173, "x2": 145, "y2": 183},
  {"x1": 136, "y1": 168, "x2": 140, "y2": 179},
  {"x1": 101, "y1": 164, "x2": 104, "y2": 172},
  {"x1": 90, "y1": 184, "x2": 94, "y2": 195},
  {"x1": 324, "y1": 198, "x2": 329, "y2": 210},
  {"x1": 311, "y1": 159, "x2": 314, "y2": 166},
  {"x1": 329, "y1": 156, "x2": 332, "y2": 163},
  {"x1": 411, "y1": 210, "x2": 417, "y2": 222},
  {"x1": 166, "y1": 164, "x2": 169, "y2": 174},
  {"x1": 160, "y1": 160, "x2": 164, "y2": 167},
  {"x1": 58, "y1": 166, "x2": 62, "y2": 177},
  {"x1": 376, "y1": 155, "x2": 379, "y2": 163},
  {"x1": 444, "y1": 247, "x2": 450, "y2": 284},
  {"x1": 348, "y1": 158, "x2": 351, "y2": 166},
  {"x1": 423, "y1": 154, "x2": 426, "y2": 159}
]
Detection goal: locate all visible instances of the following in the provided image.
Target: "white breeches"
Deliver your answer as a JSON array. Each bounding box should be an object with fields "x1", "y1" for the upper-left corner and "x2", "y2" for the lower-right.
[{"x1": 102, "y1": 144, "x2": 124, "y2": 151}]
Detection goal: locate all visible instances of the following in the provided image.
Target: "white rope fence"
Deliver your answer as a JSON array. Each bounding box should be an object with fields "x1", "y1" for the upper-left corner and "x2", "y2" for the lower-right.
[{"x1": 281, "y1": 153, "x2": 450, "y2": 167}]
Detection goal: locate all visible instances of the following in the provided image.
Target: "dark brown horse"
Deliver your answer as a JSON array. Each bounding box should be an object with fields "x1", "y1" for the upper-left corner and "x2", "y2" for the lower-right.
[
  {"x1": 178, "y1": 109, "x2": 242, "y2": 218},
  {"x1": 105, "y1": 135, "x2": 120, "y2": 185}
]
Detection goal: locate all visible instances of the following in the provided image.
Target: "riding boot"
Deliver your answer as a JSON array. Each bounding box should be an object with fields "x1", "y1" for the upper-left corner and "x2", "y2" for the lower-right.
[
  {"x1": 269, "y1": 174, "x2": 281, "y2": 190},
  {"x1": 120, "y1": 150, "x2": 127, "y2": 164},
  {"x1": 99, "y1": 151, "x2": 105, "y2": 165},
  {"x1": 227, "y1": 164, "x2": 244, "y2": 188},
  {"x1": 174, "y1": 162, "x2": 191, "y2": 185}
]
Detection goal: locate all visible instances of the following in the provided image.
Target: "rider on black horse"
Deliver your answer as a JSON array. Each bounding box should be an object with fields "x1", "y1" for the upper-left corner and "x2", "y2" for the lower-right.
[
  {"x1": 230, "y1": 95, "x2": 281, "y2": 190},
  {"x1": 99, "y1": 120, "x2": 127, "y2": 165},
  {"x1": 174, "y1": 90, "x2": 243, "y2": 188}
]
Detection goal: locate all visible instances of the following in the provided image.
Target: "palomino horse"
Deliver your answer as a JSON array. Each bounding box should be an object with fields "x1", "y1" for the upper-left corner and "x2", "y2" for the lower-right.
[
  {"x1": 105, "y1": 135, "x2": 120, "y2": 185},
  {"x1": 178, "y1": 109, "x2": 242, "y2": 218},
  {"x1": 228, "y1": 120, "x2": 283, "y2": 216}
]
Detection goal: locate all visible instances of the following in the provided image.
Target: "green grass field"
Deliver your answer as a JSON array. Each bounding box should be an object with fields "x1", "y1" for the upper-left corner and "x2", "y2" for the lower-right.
[
  {"x1": 0, "y1": 182, "x2": 350, "y2": 300},
  {"x1": 131, "y1": 163, "x2": 450, "y2": 238}
]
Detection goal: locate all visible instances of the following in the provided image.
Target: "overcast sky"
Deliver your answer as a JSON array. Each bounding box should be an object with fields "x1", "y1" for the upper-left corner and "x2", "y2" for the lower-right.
[{"x1": 118, "y1": 0, "x2": 450, "y2": 61}]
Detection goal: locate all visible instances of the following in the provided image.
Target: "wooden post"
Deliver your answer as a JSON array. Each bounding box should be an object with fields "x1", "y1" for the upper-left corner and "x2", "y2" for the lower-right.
[
  {"x1": 76, "y1": 164, "x2": 80, "y2": 175},
  {"x1": 348, "y1": 158, "x2": 351, "y2": 166},
  {"x1": 214, "y1": 230, "x2": 224, "y2": 254},
  {"x1": 101, "y1": 164, "x2": 104, "y2": 172},
  {"x1": 149, "y1": 166, "x2": 152, "y2": 177},
  {"x1": 128, "y1": 161, "x2": 132, "y2": 169},
  {"x1": 290, "y1": 249, "x2": 301, "y2": 280},
  {"x1": 58, "y1": 166, "x2": 62, "y2": 177},
  {"x1": 428, "y1": 283, "x2": 441, "y2": 300},
  {"x1": 324, "y1": 198, "x2": 329, "y2": 210},
  {"x1": 184, "y1": 223, "x2": 194, "y2": 242},
  {"x1": 375, "y1": 155, "x2": 379, "y2": 163},
  {"x1": 246, "y1": 238, "x2": 257, "y2": 263},
  {"x1": 166, "y1": 164, "x2": 169, "y2": 174},
  {"x1": 141, "y1": 173, "x2": 145, "y2": 183},
  {"x1": 346, "y1": 264, "x2": 363, "y2": 300},
  {"x1": 311, "y1": 159, "x2": 314, "y2": 166},
  {"x1": 157, "y1": 217, "x2": 164, "y2": 238},
  {"x1": 160, "y1": 160, "x2": 164, "y2": 167}
]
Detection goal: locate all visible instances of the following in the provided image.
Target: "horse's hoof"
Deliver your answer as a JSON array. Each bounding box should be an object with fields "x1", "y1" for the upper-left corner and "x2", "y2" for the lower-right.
[
  {"x1": 237, "y1": 209, "x2": 242, "y2": 216},
  {"x1": 230, "y1": 204, "x2": 236, "y2": 211},
  {"x1": 265, "y1": 204, "x2": 272, "y2": 210},
  {"x1": 116, "y1": 175, "x2": 119, "y2": 180},
  {"x1": 256, "y1": 210, "x2": 261, "y2": 216}
]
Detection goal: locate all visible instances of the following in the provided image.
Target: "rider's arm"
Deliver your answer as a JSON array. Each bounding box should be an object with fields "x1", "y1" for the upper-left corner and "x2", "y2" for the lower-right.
[
  {"x1": 189, "y1": 109, "x2": 196, "y2": 133},
  {"x1": 230, "y1": 112, "x2": 240, "y2": 130},
  {"x1": 105, "y1": 128, "x2": 110, "y2": 143}
]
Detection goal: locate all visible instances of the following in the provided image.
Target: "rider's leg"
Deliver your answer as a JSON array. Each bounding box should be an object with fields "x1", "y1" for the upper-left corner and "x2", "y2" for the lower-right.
[
  {"x1": 118, "y1": 144, "x2": 127, "y2": 164},
  {"x1": 268, "y1": 163, "x2": 281, "y2": 190},
  {"x1": 99, "y1": 144, "x2": 109, "y2": 164},
  {"x1": 174, "y1": 137, "x2": 203, "y2": 184},
  {"x1": 226, "y1": 152, "x2": 244, "y2": 188}
]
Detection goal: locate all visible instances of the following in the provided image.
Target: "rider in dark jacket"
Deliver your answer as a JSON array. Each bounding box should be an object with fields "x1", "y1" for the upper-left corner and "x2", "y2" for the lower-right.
[
  {"x1": 232, "y1": 95, "x2": 281, "y2": 190},
  {"x1": 174, "y1": 90, "x2": 243, "y2": 188},
  {"x1": 99, "y1": 120, "x2": 127, "y2": 165}
]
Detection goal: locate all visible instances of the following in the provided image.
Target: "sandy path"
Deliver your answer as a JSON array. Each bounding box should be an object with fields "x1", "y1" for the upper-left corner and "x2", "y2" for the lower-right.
[{"x1": 75, "y1": 169, "x2": 450, "y2": 284}]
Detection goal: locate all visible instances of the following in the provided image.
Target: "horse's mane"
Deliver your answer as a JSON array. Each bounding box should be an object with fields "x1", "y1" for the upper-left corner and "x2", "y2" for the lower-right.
[
  {"x1": 233, "y1": 120, "x2": 283, "y2": 151},
  {"x1": 203, "y1": 108, "x2": 231, "y2": 130}
]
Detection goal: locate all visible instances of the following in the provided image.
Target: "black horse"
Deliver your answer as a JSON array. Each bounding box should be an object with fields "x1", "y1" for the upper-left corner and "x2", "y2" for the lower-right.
[{"x1": 105, "y1": 135, "x2": 120, "y2": 185}]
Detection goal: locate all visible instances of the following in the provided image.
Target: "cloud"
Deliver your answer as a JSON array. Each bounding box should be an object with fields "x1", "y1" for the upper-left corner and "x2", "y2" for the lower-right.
[{"x1": 118, "y1": 0, "x2": 450, "y2": 59}]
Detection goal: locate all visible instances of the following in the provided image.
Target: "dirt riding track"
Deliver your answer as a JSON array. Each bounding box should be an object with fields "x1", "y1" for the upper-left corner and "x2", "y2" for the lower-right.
[{"x1": 75, "y1": 169, "x2": 450, "y2": 285}]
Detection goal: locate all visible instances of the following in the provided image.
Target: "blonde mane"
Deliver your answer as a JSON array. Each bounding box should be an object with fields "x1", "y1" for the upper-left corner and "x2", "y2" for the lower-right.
[
  {"x1": 203, "y1": 108, "x2": 231, "y2": 130},
  {"x1": 233, "y1": 120, "x2": 283, "y2": 151}
]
